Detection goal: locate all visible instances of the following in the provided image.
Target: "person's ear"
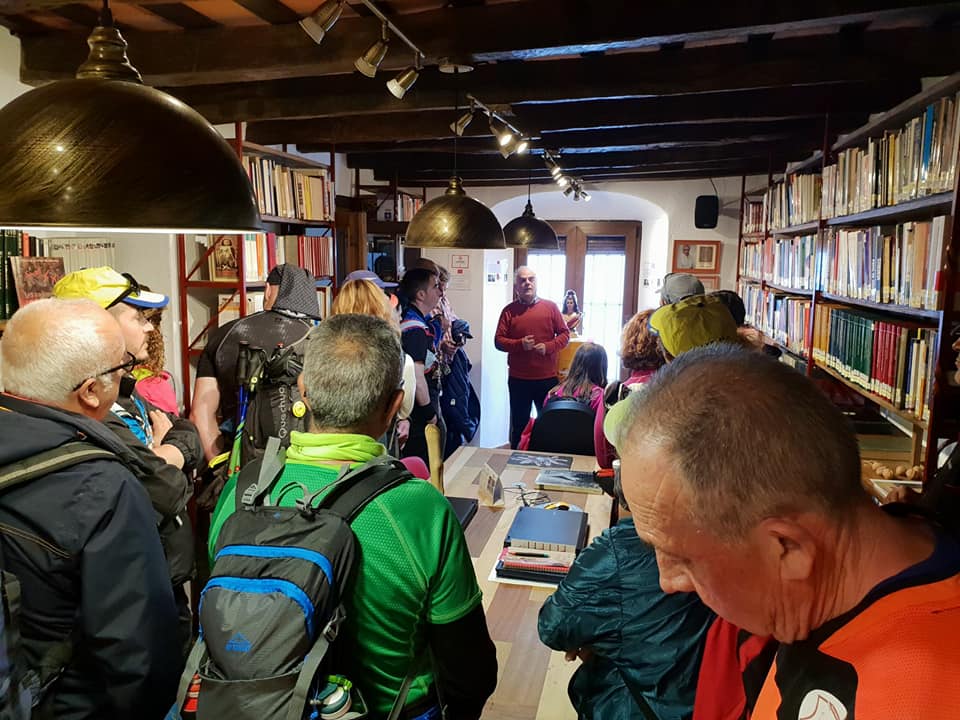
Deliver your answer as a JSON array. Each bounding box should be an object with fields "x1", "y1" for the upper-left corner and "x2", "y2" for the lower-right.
[
  {"x1": 754, "y1": 517, "x2": 817, "y2": 583},
  {"x1": 383, "y1": 389, "x2": 404, "y2": 427},
  {"x1": 75, "y1": 378, "x2": 103, "y2": 412},
  {"x1": 297, "y1": 374, "x2": 310, "y2": 409}
]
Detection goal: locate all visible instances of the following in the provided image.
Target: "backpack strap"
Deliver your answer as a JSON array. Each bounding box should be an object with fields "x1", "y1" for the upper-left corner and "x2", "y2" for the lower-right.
[
  {"x1": 317, "y1": 456, "x2": 413, "y2": 523},
  {"x1": 0, "y1": 442, "x2": 116, "y2": 495},
  {"x1": 238, "y1": 436, "x2": 286, "y2": 508}
]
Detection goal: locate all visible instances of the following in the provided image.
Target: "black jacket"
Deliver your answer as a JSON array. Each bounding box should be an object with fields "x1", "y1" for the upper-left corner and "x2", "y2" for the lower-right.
[
  {"x1": 104, "y1": 380, "x2": 201, "y2": 585},
  {"x1": 0, "y1": 394, "x2": 182, "y2": 720}
]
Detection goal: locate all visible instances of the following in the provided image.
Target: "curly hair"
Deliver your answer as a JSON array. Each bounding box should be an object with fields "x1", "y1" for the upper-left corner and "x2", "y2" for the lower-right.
[
  {"x1": 620, "y1": 309, "x2": 665, "y2": 372},
  {"x1": 141, "y1": 307, "x2": 166, "y2": 375}
]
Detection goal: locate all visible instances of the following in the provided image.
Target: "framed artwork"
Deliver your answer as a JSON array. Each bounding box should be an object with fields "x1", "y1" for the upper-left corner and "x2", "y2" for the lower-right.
[
  {"x1": 9, "y1": 256, "x2": 65, "y2": 307},
  {"x1": 698, "y1": 275, "x2": 721, "y2": 292},
  {"x1": 672, "y1": 240, "x2": 721, "y2": 274},
  {"x1": 208, "y1": 235, "x2": 241, "y2": 282}
]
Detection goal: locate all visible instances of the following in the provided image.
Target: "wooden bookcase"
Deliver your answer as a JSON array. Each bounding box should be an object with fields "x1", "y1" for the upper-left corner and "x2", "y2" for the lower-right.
[
  {"x1": 176, "y1": 135, "x2": 337, "y2": 413},
  {"x1": 357, "y1": 177, "x2": 425, "y2": 280},
  {"x1": 737, "y1": 72, "x2": 960, "y2": 473}
]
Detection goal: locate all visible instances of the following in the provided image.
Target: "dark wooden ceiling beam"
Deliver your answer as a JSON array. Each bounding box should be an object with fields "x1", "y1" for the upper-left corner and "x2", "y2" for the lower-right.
[
  {"x1": 18, "y1": 3, "x2": 958, "y2": 86},
  {"x1": 345, "y1": 142, "x2": 799, "y2": 173},
  {"x1": 164, "y1": 28, "x2": 956, "y2": 123}
]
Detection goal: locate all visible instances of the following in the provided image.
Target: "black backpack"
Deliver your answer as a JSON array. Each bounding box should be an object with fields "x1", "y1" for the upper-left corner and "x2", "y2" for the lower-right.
[
  {"x1": 0, "y1": 442, "x2": 116, "y2": 719},
  {"x1": 178, "y1": 438, "x2": 414, "y2": 720},
  {"x1": 238, "y1": 339, "x2": 310, "y2": 467}
]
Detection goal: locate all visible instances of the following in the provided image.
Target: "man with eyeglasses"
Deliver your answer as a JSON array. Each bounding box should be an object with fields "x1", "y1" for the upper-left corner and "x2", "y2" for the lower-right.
[
  {"x1": 0, "y1": 298, "x2": 181, "y2": 718},
  {"x1": 54, "y1": 266, "x2": 203, "y2": 654}
]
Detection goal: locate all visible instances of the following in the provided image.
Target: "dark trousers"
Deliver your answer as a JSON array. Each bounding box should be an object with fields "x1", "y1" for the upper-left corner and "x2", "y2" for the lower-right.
[{"x1": 508, "y1": 376, "x2": 557, "y2": 449}]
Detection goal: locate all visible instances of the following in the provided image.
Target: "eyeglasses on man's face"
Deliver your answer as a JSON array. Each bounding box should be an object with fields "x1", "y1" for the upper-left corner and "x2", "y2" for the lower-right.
[{"x1": 72, "y1": 351, "x2": 138, "y2": 391}]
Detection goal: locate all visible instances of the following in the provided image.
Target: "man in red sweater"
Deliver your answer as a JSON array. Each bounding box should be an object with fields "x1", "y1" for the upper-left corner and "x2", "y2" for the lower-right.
[{"x1": 495, "y1": 266, "x2": 570, "y2": 448}]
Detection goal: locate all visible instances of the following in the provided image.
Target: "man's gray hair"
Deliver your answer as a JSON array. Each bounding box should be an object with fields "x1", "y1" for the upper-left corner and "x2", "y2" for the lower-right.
[
  {"x1": 301, "y1": 313, "x2": 403, "y2": 431},
  {"x1": 1, "y1": 298, "x2": 123, "y2": 404},
  {"x1": 612, "y1": 343, "x2": 865, "y2": 539},
  {"x1": 514, "y1": 265, "x2": 535, "y2": 282}
]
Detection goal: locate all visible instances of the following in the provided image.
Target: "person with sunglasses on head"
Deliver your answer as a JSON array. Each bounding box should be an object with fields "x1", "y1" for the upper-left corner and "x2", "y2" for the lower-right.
[
  {"x1": 54, "y1": 266, "x2": 203, "y2": 656},
  {"x1": 0, "y1": 299, "x2": 181, "y2": 719}
]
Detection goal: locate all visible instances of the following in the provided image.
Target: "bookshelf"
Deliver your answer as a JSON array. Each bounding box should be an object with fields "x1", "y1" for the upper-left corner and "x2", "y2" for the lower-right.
[
  {"x1": 358, "y1": 178, "x2": 425, "y2": 279},
  {"x1": 736, "y1": 71, "x2": 960, "y2": 474},
  {"x1": 176, "y1": 135, "x2": 338, "y2": 412}
]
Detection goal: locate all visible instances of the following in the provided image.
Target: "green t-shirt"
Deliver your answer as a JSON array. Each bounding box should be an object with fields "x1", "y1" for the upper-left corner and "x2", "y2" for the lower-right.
[{"x1": 208, "y1": 443, "x2": 482, "y2": 715}]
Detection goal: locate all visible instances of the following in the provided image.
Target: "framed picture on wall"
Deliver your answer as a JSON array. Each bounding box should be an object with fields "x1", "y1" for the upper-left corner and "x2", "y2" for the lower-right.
[
  {"x1": 698, "y1": 275, "x2": 721, "y2": 292},
  {"x1": 672, "y1": 240, "x2": 721, "y2": 274}
]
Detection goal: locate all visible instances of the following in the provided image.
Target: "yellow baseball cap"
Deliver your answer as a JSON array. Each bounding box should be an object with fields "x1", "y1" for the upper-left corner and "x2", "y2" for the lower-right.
[
  {"x1": 649, "y1": 293, "x2": 738, "y2": 357},
  {"x1": 53, "y1": 267, "x2": 168, "y2": 309}
]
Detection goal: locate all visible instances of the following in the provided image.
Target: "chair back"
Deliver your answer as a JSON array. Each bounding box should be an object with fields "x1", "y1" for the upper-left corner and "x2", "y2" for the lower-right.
[
  {"x1": 425, "y1": 423, "x2": 445, "y2": 493},
  {"x1": 528, "y1": 397, "x2": 596, "y2": 456}
]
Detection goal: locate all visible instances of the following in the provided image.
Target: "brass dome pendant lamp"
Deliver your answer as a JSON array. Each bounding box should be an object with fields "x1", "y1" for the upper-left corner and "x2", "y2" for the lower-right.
[
  {"x1": 0, "y1": 0, "x2": 261, "y2": 233},
  {"x1": 405, "y1": 78, "x2": 504, "y2": 249},
  {"x1": 504, "y1": 173, "x2": 558, "y2": 250}
]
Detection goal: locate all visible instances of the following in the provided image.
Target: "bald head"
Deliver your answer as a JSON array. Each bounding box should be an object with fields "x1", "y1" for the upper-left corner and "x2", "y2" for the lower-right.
[
  {"x1": 2, "y1": 299, "x2": 126, "y2": 418},
  {"x1": 612, "y1": 343, "x2": 866, "y2": 539}
]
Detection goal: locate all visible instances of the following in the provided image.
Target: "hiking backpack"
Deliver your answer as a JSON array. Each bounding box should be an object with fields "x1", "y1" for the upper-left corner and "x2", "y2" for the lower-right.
[
  {"x1": 179, "y1": 438, "x2": 414, "y2": 720},
  {"x1": 239, "y1": 340, "x2": 310, "y2": 467},
  {"x1": 0, "y1": 442, "x2": 116, "y2": 719}
]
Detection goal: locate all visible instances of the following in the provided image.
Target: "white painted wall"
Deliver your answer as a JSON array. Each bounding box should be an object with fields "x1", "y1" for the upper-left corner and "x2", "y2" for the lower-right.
[{"x1": 0, "y1": 30, "x2": 29, "y2": 102}]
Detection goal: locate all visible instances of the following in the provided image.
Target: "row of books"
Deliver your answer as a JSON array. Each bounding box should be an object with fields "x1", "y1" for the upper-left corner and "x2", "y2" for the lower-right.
[
  {"x1": 822, "y1": 93, "x2": 960, "y2": 218},
  {"x1": 741, "y1": 199, "x2": 764, "y2": 235},
  {"x1": 1, "y1": 229, "x2": 23, "y2": 319},
  {"x1": 397, "y1": 193, "x2": 424, "y2": 222},
  {"x1": 739, "y1": 235, "x2": 816, "y2": 290},
  {"x1": 738, "y1": 282, "x2": 811, "y2": 355},
  {"x1": 812, "y1": 305, "x2": 937, "y2": 420},
  {"x1": 764, "y1": 173, "x2": 822, "y2": 230},
  {"x1": 22, "y1": 235, "x2": 118, "y2": 274},
  {"x1": 216, "y1": 286, "x2": 333, "y2": 327},
  {"x1": 200, "y1": 233, "x2": 335, "y2": 284},
  {"x1": 817, "y1": 218, "x2": 945, "y2": 310},
  {"x1": 242, "y1": 155, "x2": 334, "y2": 221}
]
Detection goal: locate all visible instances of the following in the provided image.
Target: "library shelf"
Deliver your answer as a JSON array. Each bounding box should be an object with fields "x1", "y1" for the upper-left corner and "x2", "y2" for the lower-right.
[
  {"x1": 824, "y1": 193, "x2": 953, "y2": 227},
  {"x1": 786, "y1": 150, "x2": 824, "y2": 175},
  {"x1": 815, "y1": 363, "x2": 928, "y2": 431},
  {"x1": 818, "y1": 292, "x2": 941, "y2": 321},
  {"x1": 764, "y1": 282, "x2": 815, "y2": 296},
  {"x1": 833, "y1": 74, "x2": 960, "y2": 154},
  {"x1": 763, "y1": 336, "x2": 809, "y2": 366},
  {"x1": 771, "y1": 220, "x2": 820, "y2": 236},
  {"x1": 741, "y1": 232, "x2": 766, "y2": 242},
  {"x1": 260, "y1": 214, "x2": 335, "y2": 228},
  {"x1": 241, "y1": 141, "x2": 330, "y2": 170},
  {"x1": 739, "y1": 276, "x2": 762, "y2": 284}
]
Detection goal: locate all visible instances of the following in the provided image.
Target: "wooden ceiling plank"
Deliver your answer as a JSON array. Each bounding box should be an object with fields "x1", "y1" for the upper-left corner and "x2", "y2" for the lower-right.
[
  {"x1": 141, "y1": 3, "x2": 220, "y2": 29},
  {"x1": 50, "y1": 2, "x2": 99, "y2": 27},
  {"x1": 230, "y1": 0, "x2": 300, "y2": 24},
  {"x1": 18, "y1": 4, "x2": 959, "y2": 85}
]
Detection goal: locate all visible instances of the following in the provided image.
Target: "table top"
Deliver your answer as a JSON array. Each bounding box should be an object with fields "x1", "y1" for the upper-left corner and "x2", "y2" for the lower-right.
[{"x1": 443, "y1": 446, "x2": 612, "y2": 720}]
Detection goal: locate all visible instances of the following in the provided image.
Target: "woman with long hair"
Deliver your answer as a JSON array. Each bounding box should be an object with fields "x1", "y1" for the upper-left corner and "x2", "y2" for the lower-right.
[{"x1": 561, "y1": 290, "x2": 582, "y2": 334}]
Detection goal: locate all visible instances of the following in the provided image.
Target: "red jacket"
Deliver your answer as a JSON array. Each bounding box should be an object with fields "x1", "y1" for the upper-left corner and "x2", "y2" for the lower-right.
[{"x1": 495, "y1": 299, "x2": 570, "y2": 380}]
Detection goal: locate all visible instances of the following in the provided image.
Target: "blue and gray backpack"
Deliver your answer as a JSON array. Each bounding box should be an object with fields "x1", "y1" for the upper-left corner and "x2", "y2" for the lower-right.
[{"x1": 177, "y1": 438, "x2": 413, "y2": 720}]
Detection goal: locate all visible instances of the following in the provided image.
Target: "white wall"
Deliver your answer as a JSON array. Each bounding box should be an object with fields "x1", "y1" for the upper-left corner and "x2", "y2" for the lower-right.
[{"x1": 0, "y1": 29, "x2": 29, "y2": 102}]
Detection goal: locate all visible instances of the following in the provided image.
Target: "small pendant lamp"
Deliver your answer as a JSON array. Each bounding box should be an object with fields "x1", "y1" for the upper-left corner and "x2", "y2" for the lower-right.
[
  {"x1": 404, "y1": 77, "x2": 504, "y2": 250},
  {"x1": 504, "y1": 177, "x2": 559, "y2": 250},
  {"x1": 0, "y1": 0, "x2": 260, "y2": 233}
]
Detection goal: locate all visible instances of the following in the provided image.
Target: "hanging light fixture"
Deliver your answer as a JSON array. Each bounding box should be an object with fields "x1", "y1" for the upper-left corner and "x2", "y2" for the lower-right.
[
  {"x1": 387, "y1": 54, "x2": 421, "y2": 99},
  {"x1": 405, "y1": 76, "x2": 503, "y2": 250},
  {"x1": 504, "y1": 176, "x2": 558, "y2": 250},
  {"x1": 300, "y1": 0, "x2": 344, "y2": 45},
  {"x1": 355, "y1": 22, "x2": 389, "y2": 78},
  {"x1": 0, "y1": 0, "x2": 259, "y2": 233}
]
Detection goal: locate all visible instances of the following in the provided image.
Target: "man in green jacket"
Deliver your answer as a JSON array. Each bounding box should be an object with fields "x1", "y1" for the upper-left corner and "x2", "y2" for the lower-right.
[{"x1": 208, "y1": 313, "x2": 498, "y2": 719}]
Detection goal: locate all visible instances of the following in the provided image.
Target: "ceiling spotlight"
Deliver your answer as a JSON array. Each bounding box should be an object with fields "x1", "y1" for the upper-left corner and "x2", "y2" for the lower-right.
[
  {"x1": 499, "y1": 134, "x2": 520, "y2": 158},
  {"x1": 489, "y1": 117, "x2": 513, "y2": 147},
  {"x1": 515, "y1": 136, "x2": 530, "y2": 155},
  {"x1": 557, "y1": 175, "x2": 571, "y2": 188},
  {"x1": 387, "y1": 59, "x2": 420, "y2": 99},
  {"x1": 580, "y1": 189, "x2": 592, "y2": 202},
  {"x1": 450, "y1": 109, "x2": 475, "y2": 136},
  {"x1": 548, "y1": 163, "x2": 562, "y2": 178},
  {"x1": 355, "y1": 23, "x2": 389, "y2": 78},
  {"x1": 299, "y1": 0, "x2": 344, "y2": 44},
  {"x1": 563, "y1": 184, "x2": 575, "y2": 197}
]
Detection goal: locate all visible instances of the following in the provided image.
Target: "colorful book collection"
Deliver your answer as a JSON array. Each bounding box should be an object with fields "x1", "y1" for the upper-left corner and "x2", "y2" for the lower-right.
[
  {"x1": 821, "y1": 93, "x2": 960, "y2": 218},
  {"x1": 397, "y1": 193, "x2": 424, "y2": 222},
  {"x1": 818, "y1": 218, "x2": 945, "y2": 309},
  {"x1": 738, "y1": 235, "x2": 816, "y2": 290},
  {"x1": 741, "y1": 199, "x2": 765, "y2": 235},
  {"x1": 242, "y1": 155, "x2": 333, "y2": 221},
  {"x1": 1, "y1": 229, "x2": 23, "y2": 319},
  {"x1": 813, "y1": 305, "x2": 938, "y2": 421},
  {"x1": 739, "y1": 281, "x2": 811, "y2": 356},
  {"x1": 203, "y1": 233, "x2": 335, "y2": 284},
  {"x1": 764, "y1": 173, "x2": 822, "y2": 230}
]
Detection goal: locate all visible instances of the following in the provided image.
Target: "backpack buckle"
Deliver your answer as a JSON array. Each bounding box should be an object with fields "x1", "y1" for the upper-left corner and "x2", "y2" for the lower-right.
[{"x1": 323, "y1": 606, "x2": 346, "y2": 641}]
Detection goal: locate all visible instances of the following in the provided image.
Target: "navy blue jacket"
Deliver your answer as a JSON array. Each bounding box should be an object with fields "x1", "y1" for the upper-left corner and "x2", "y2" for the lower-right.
[{"x1": 0, "y1": 394, "x2": 181, "y2": 719}]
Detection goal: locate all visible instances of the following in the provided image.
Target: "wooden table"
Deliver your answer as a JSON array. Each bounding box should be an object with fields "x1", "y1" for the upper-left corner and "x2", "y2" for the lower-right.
[{"x1": 443, "y1": 447, "x2": 612, "y2": 720}]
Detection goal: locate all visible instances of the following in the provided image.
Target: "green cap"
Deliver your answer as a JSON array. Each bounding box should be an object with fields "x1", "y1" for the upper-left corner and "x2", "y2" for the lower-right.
[{"x1": 649, "y1": 293, "x2": 738, "y2": 357}]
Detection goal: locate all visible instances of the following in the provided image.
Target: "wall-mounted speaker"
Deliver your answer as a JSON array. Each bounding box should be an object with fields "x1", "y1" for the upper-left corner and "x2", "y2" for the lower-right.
[{"x1": 695, "y1": 195, "x2": 719, "y2": 229}]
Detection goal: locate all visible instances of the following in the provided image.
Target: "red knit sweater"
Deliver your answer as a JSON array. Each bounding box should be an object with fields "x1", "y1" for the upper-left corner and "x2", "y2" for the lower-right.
[{"x1": 494, "y1": 299, "x2": 570, "y2": 380}]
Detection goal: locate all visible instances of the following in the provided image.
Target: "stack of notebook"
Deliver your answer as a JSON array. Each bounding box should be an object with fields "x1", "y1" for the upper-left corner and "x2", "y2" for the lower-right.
[{"x1": 495, "y1": 506, "x2": 589, "y2": 584}]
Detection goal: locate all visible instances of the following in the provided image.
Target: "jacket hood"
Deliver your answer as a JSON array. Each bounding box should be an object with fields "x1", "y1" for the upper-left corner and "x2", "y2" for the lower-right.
[
  {"x1": 0, "y1": 394, "x2": 134, "y2": 467},
  {"x1": 269, "y1": 263, "x2": 320, "y2": 319}
]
